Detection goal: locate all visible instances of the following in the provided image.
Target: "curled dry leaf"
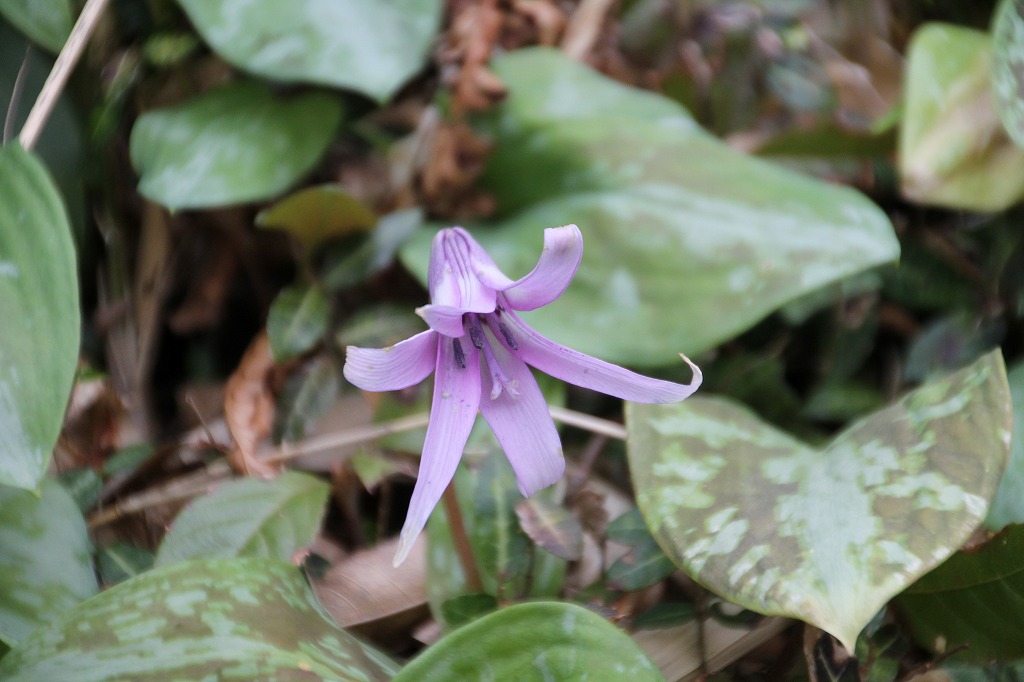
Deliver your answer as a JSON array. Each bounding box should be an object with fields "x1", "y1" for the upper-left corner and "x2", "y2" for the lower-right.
[
  {"x1": 440, "y1": 0, "x2": 506, "y2": 114},
  {"x1": 513, "y1": 1, "x2": 567, "y2": 46},
  {"x1": 224, "y1": 333, "x2": 280, "y2": 478},
  {"x1": 419, "y1": 121, "x2": 495, "y2": 218}
]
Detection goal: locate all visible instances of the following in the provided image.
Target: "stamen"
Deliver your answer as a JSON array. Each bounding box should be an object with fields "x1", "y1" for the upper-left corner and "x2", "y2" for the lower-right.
[
  {"x1": 468, "y1": 315, "x2": 486, "y2": 349},
  {"x1": 453, "y1": 338, "x2": 466, "y2": 369},
  {"x1": 498, "y1": 322, "x2": 519, "y2": 351}
]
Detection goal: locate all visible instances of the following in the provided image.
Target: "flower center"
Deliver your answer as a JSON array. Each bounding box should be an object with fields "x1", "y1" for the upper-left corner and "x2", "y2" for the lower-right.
[{"x1": 466, "y1": 314, "x2": 519, "y2": 400}]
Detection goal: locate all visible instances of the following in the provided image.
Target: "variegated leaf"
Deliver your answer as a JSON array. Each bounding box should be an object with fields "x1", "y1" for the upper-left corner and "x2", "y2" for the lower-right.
[{"x1": 627, "y1": 351, "x2": 1012, "y2": 651}]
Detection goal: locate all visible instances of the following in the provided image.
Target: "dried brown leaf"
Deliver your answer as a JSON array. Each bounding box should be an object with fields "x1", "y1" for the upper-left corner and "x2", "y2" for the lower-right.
[{"x1": 224, "y1": 333, "x2": 280, "y2": 478}]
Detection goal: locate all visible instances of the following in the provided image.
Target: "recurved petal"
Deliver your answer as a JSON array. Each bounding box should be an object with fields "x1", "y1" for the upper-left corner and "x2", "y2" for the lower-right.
[
  {"x1": 416, "y1": 304, "x2": 466, "y2": 337},
  {"x1": 394, "y1": 337, "x2": 482, "y2": 566},
  {"x1": 492, "y1": 311, "x2": 702, "y2": 404},
  {"x1": 500, "y1": 225, "x2": 583, "y2": 311},
  {"x1": 478, "y1": 335, "x2": 565, "y2": 497},
  {"x1": 427, "y1": 228, "x2": 499, "y2": 313},
  {"x1": 343, "y1": 330, "x2": 438, "y2": 392}
]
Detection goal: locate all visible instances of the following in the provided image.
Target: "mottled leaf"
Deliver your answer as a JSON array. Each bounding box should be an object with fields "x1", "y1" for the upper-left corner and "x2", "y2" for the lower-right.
[
  {"x1": 401, "y1": 48, "x2": 899, "y2": 366},
  {"x1": 993, "y1": 0, "x2": 1024, "y2": 148},
  {"x1": 256, "y1": 184, "x2": 376, "y2": 251},
  {"x1": 393, "y1": 602, "x2": 664, "y2": 682},
  {"x1": 130, "y1": 81, "x2": 342, "y2": 210},
  {"x1": 0, "y1": 0, "x2": 73, "y2": 52},
  {"x1": 266, "y1": 283, "x2": 330, "y2": 363},
  {"x1": 515, "y1": 497, "x2": 583, "y2": 561},
  {"x1": 174, "y1": 0, "x2": 443, "y2": 102},
  {"x1": 273, "y1": 354, "x2": 341, "y2": 443},
  {"x1": 0, "y1": 558, "x2": 398, "y2": 681},
  {"x1": 156, "y1": 471, "x2": 330, "y2": 565},
  {"x1": 628, "y1": 351, "x2": 1012, "y2": 652},
  {"x1": 987, "y1": 361, "x2": 1024, "y2": 529},
  {"x1": 0, "y1": 145, "x2": 79, "y2": 490},
  {"x1": 900, "y1": 23, "x2": 1024, "y2": 211},
  {"x1": 0, "y1": 478, "x2": 98, "y2": 646},
  {"x1": 895, "y1": 524, "x2": 1024, "y2": 661}
]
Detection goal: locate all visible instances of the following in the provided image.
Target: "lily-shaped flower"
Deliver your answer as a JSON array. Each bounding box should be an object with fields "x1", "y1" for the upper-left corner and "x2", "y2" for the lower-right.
[{"x1": 344, "y1": 225, "x2": 702, "y2": 565}]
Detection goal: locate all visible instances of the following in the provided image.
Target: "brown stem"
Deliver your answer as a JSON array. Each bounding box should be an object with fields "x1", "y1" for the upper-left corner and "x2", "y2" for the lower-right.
[{"x1": 442, "y1": 479, "x2": 483, "y2": 592}]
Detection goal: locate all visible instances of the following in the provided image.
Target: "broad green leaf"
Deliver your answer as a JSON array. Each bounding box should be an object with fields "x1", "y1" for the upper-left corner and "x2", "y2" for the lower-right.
[
  {"x1": 155, "y1": 471, "x2": 329, "y2": 565},
  {"x1": 175, "y1": 0, "x2": 443, "y2": 102},
  {"x1": 256, "y1": 184, "x2": 376, "y2": 250},
  {"x1": 987, "y1": 361, "x2": 1024, "y2": 529},
  {"x1": 993, "y1": 0, "x2": 1024, "y2": 148},
  {"x1": 266, "y1": 283, "x2": 330, "y2": 362},
  {"x1": 393, "y1": 601, "x2": 664, "y2": 682},
  {"x1": 273, "y1": 354, "x2": 341, "y2": 443},
  {"x1": 900, "y1": 24, "x2": 1024, "y2": 211},
  {"x1": 605, "y1": 508, "x2": 677, "y2": 591},
  {"x1": 426, "y1": 448, "x2": 567, "y2": 628},
  {"x1": 895, "y1": 524, "x2": 1024, "y2": 661},
  {"x1": 0, "y1": 0, "x2": 73, "y2": 52},
  {"x1": 96, "y1": 542, "x2": 155, "y2": 586},
  {"x1": 0, "y1": 144, "x2": 79, "y2": 490},
  {"x1": 130, "y1": 81, "x2": 342, "y2": 210},
  {"x1": 400, "y1": 48, "x2": 899, "y2": 366},
  {"x1": 628, "y1": 350, "x2": 1012, "y2": 652},
  {"x1": 0, "y1": 558, "x2": 398, "y2": 681},
  {"x1": 0, "y1": 478, "x2": 98, "y2": 646}
]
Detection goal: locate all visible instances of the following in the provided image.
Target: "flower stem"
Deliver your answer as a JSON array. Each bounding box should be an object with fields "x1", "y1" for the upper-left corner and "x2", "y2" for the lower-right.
[{"x1": 441, "y1": 479, "x2": 483, "y2": 592}]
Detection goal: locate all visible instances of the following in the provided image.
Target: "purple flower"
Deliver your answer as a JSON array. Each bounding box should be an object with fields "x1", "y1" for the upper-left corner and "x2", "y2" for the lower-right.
[{"x1": 344, "y1": 225, "x2": 702, "y2": 565}]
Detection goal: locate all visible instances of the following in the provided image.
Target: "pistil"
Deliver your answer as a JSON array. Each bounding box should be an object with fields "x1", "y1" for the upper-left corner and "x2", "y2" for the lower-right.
[{"x1": 468, "y1": 314, "x2": 519, "y2": 400}]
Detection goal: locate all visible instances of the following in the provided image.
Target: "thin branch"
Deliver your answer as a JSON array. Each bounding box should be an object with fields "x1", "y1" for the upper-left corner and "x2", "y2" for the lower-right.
[
  {"x1": 548, "y1": 405, "x2": 627, "y2": 440},
  {"x1": 261, "y1": 412, "x2": 432, "y2": 463},
  {"x1": 18, "y1": 0, "x2": 111, "y2": 150}
]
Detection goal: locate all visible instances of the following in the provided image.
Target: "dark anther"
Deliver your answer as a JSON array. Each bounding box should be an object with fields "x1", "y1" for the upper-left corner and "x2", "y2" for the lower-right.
[
  {"x1": 498, "y1": 323, "x2": 519, "y2": 350},
  {"x1": 453, "y1": 338, "x2": 466, "y2": 368},
  {"x1": 468, "y1": 316, "x2": 486, "y2": 349}
]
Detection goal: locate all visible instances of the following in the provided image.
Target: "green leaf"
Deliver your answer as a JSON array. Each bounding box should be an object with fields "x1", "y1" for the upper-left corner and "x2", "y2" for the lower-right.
[
  {"x1": 515, "y1": 497, "x2": 583, "y2": 561},
  {"x1": 627, "y1": 350, "x2": 1012, "y2": 652},
  {"x1": 393, "y1": 601, "x2": 664, "y2": 682},
  {"x1": 174, "y1": 0, "x2": 443, "y2": 102},
  {"x1": 895, "y1": 524, "x2": 1024, "y2": 661},
  {"x1": 900, "y1": 23, "x2": 1024, "y2": 211},
  {"x1": 267, "y1": 283, "x2": 330, "y2": 362},
  {"x1": 0, "y1": 558, "x2": 399, "y2": 681},
  {"x1": 0, "y1": 0, "x2": 73, "y2": 52},
  {"x1": 440, "y1": 593, "x2": 498, "y2": 628},
  {"x1": 155, "y1": 471, "x2": 330, "y2": 565},
  {"x1": 607, "y1": 537, "x2": 676, "y2": 592},
  {"x1": 96, "y1": 542, "x2": 155, "y2": 586},
  {"x1": 273, "y1": 354, "x2": 341, "y2": 443},
  {"x1": 256, "y1": 185, "x2": 376, "y2": 251},
  {"x1": 400, "y1": 48, "x2": 899, "y2": 366},
  {"x1": 0, "y1": 478, "x2": 98, "y2": 646},
  {"x1": 0, "y1": 144, "x2": 79, "y2": 490},
  {"x1": 130, "y1": 81, "x2": 342, "y2": 211},
  {"x1": 993, "y1": 0, "x2": 1024, "y2": 148},
  {"x1": 987, "y1": 361, "x2": 1024, "y2": 529},
  {"x1": 320, "y1": 208, "x2": 422, "y2": 292}
]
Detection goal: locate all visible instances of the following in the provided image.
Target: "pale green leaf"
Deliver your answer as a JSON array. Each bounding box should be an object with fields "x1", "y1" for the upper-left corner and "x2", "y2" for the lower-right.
[
  {"x1": 993, "y1": 0, "x2": 1024, "y2": 148},
  {"x1": 267, "y1": 283, "x2": 330, "y2": 363},
  {"x1": 256, "y1": 184, "x2": 376, "y2": 250},
  {"x1": 273, "y1": 354, "x2": 341, "y2": 443},
  {"x1": 987, "y1": 361, "x2": 1024, "y2": 529},
  {"x1": 155, "y1": 471, "x2": 330, "y2": 565},
  {"x1": 393, "y1": 601, "x2": 664, "y2": 682},
  {"x1": 0, "y1": 0, "x2": 73, "y2": 52},
  {"x1": 174, "y1": 0, "x2": 443, "y2": 101},
  {"x1": 0, "y1": 478, "x2": 98, "y2": 646},
  {"x1": 628, "y1": 351, "x2": 1012, "y2": 652},
  {"x1": 900, "y1": 23, "x2": 1024, "y2": 211},
  {"x1": 0, "y1": 145, "x2": 79, "y2": 490},
  {"x1": 130, "y1": 81, "x2": 342, "y2": 210},
  {"x1": 0, "y1": 558, "x2": 399, "y2": 681},
  {"x1": 400, "y1": 48, "x2": 899, "y2": 366}
]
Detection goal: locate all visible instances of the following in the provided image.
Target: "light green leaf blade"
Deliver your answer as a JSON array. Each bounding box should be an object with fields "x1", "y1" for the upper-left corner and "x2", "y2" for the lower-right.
[
  {"x1": 130, "y1": 81, "x2": 342, "y2": 211},
  {"x1": 0, "y1": 144, "x2": 79, "y2": 490},
  {"x1": 256, "y1": 184, "x2": 376, "y2": 250},
  {"x1": 174, "y1": 0, "x2": 443, "y2": 102},
  {"x1": 400, "y1": 48, "x2": 899, "y2": 366},
  {"x1": 0, "y1": 558, "x2": 399, "y2": 681},
  {"x1": 0, "y1": 0, "x2": 73, "y2": 52},
  {"x1": 155, "y1": 471, "x2": 330, "y2": 565},
  {"x1": 393, "y1": 601, "x2": 664, "y2": 682},
  {"x1": 628, "y1": 350, "x2": 1012, "y2": 652},
  {"x1": 900, "y1": 23, "x2": 1024, "y2": 211},
  {"x1": 986, "y1": 361, "x2": 1024, "y2": 529},
  {"x1": 267, "y1": 283, "x2": 330, "y2": 363},
  {"x1": 895, "y1": 524, "x2": 1024, "y2": 661},
  {"x1": 993, "y1": 0, "x2": 1024, "y2": 148},
  {"x1": 0, "y1": 478, "x2": 98, "y2": 646}
]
